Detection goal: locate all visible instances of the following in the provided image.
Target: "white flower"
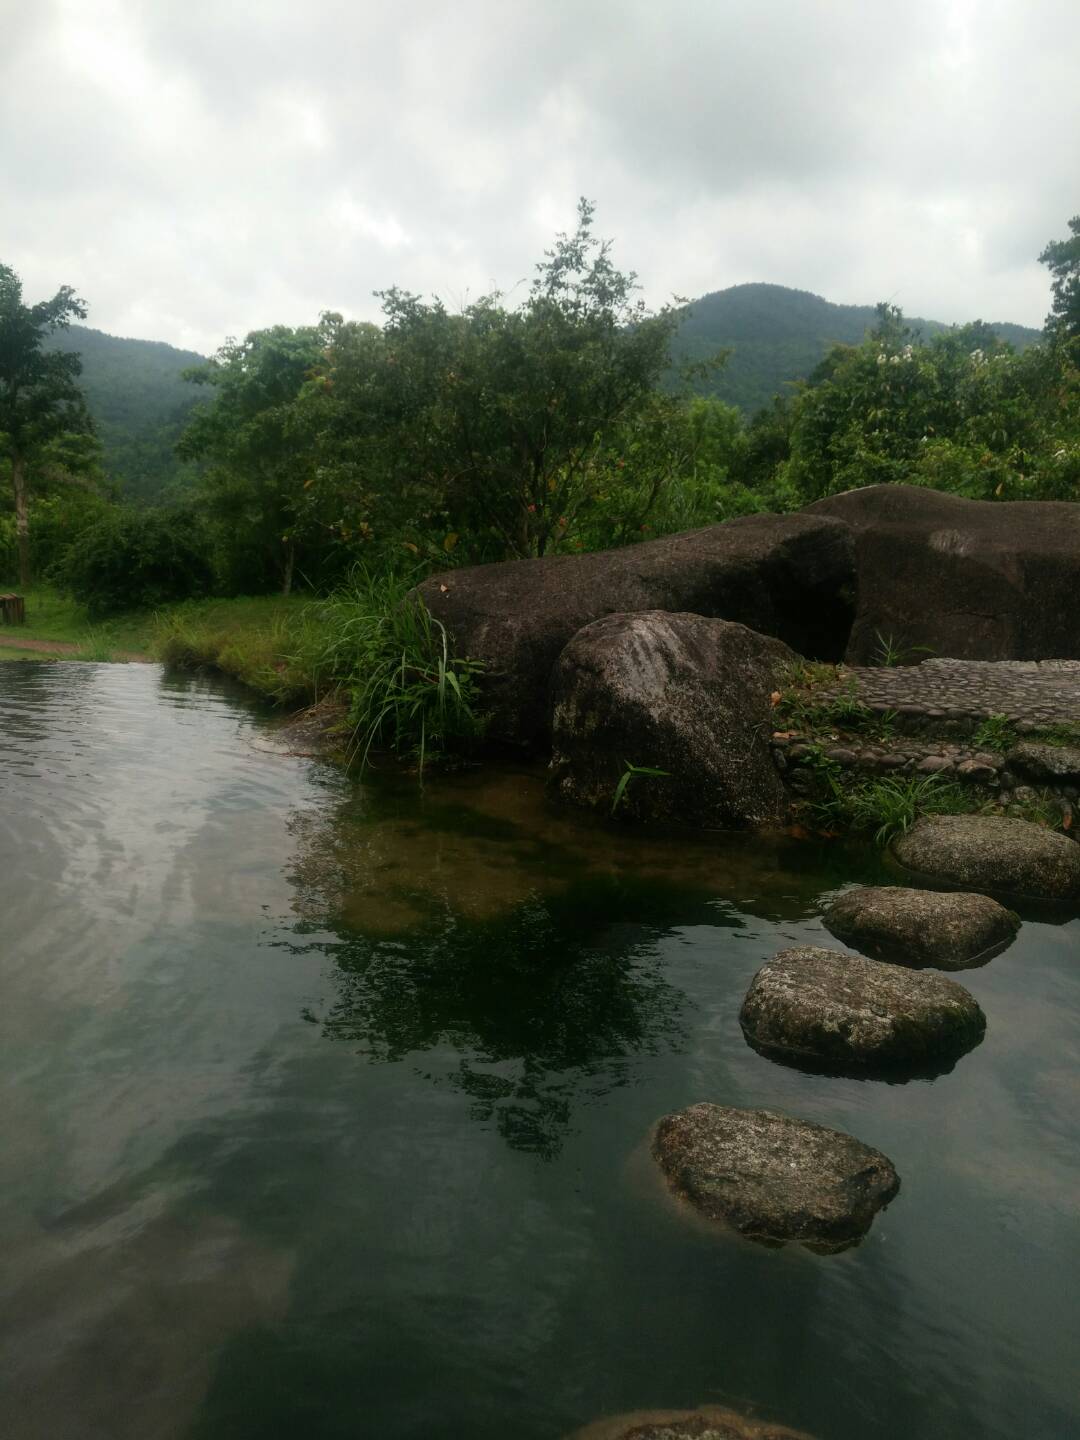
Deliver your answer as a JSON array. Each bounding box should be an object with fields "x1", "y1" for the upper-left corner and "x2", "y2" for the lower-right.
[{"x1": 876, "y1": 353, "x2": 887, "y2": 365}]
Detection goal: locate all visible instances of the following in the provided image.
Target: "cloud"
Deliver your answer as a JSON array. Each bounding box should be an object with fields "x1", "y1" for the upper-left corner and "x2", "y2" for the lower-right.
[{"x1": 2, "y1": 0, "x2": 1075, "y2": 352}]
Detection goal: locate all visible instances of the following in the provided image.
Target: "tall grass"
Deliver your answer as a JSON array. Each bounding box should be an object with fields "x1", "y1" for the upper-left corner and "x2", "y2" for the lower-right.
[{"x1": 304, "y1": 566, "x2": 485, "y2": 774}]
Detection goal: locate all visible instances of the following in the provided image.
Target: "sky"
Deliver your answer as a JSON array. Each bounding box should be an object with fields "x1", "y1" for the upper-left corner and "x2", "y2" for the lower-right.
[{"x1": 2, "y1": 0, "x2": 1078, "y2": 355}]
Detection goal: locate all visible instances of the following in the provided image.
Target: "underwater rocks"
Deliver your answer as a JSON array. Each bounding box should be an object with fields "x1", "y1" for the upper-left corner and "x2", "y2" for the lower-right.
[
  {"x1": 892, "y1": 814, "x2": 1080, "y2": 902},
  {"x1": 823, "y1": 885, "x2": 1019, "y2": 969},
  {"x1": 549, "y1": 611, "x2": 793, "y2": 828},
  {"x1": 739, "y1": 946, "x2": 985, "y2": 1073},
  {"x1": 652, "y1": 1103, "x2": 899, "y2": 1252},
  {"x1": 417, "y1": 513, "x2": 854, "y2": 747},
  {"x1": 566, "y1": 1405, "x2": 815, "y2": 1440}
]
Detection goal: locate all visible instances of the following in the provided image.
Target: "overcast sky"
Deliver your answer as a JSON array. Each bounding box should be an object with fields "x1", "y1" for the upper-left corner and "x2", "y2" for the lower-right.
[{"x1": 3, "y1": 0, "x2": 1078, "y2": 354}]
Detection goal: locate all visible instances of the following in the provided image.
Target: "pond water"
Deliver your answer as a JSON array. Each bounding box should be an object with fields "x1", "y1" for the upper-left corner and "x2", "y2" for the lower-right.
[{"x1": 1, "y1": 662, "x2": 1077, "y2": 1440}]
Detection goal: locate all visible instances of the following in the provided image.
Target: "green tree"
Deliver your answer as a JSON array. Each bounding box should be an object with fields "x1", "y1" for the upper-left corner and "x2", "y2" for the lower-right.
[
  {"x1": 327, "y1": 199, "x2": 681, "y2": 559},
  {"x1": 0, "y1": 264, "x2": 95, "y2": 586},
  {"x1": 179, "y1": 316, "x2": 370, "y2": 594},
  {"x1": 1039, "y1": 214, "x2": 1080, "y2": 342}
]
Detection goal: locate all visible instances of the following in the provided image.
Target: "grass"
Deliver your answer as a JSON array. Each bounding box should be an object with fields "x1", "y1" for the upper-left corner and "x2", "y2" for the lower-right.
[
  {"x1": 0, "y1": 588, "x2": 156, "y2": 654},
  {"x1": 306, "y1": 566, "x2": 485, "y2": 774},
  {"x1": 153, "y1": 595, "x2": 323, "y2": 703},
  {"x1": 800, "y1": 749, "x2": 971, "y2": 845}
]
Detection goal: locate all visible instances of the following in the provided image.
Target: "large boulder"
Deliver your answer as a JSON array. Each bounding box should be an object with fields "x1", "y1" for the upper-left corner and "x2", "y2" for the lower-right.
[
  {"x1": 652, "y1": 1103, "x2": 899, "y2": 1253},
  {"x1": 823, "y1": 886, "x2": 1019, "y2": 969},
  {"x1": 892, "y1": 815, "x2": 1080, "y2": 902},
  {"x1": 549, "y1": 612, "x2": 793, "y2": 828},
  {"x1": 808, "y1": 485, "x2": 1080, "y2": 665},
  {"x1": 739, "y1": 946, "x2": 986, "y2": 1074},
  {"x1": 417, "y1": 514, "x2": 854, "y2": 747},
  {"x1": 566, "y1": 1407, "x2": 814, "y2": 1440}
]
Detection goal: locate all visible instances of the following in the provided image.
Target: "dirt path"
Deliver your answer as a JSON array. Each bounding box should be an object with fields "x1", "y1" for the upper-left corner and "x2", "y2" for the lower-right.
[{"x1": 0, "y1": 631, "x2": 152, "y2": 662}]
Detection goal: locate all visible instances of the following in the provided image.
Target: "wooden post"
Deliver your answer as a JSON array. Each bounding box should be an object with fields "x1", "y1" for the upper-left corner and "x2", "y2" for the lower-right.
[{"x1": 0, "y1": 594, "x2": 26, "y2": 625}]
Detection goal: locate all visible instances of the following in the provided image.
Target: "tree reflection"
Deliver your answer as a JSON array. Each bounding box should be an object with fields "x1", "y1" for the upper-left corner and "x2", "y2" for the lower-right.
[{"x1": 315, "y1": 888, "x2": 697, "y2": 1158}]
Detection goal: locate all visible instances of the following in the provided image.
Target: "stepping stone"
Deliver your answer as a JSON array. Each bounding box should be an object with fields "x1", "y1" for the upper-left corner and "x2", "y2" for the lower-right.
[
  {"x1": 823, "y1": 886, "x2": 1019, "y2": 969},
  {"x1": 567, "y1": 1405, "x2": 815, "y2": 1439},
  {"x1": 892, "y1": 814, "x2": 1080, "y2": 902},
  {"x1": 739, "y1": 946, "x2": 985, "y2": 1074},
  {"x1": 652, "y1": 1103, "x2": 899, "y2": 1253}
]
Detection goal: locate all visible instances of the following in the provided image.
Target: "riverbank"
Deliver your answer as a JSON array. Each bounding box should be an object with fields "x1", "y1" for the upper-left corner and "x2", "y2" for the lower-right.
[{"x1": 0, "y1": 589, "x2": 321, "y2": 693}]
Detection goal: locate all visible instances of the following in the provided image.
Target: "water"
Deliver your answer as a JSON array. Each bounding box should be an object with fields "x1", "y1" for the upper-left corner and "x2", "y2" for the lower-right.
[{"x1": 1, "y1": 661, "x2": 1077, "y2": 1440}]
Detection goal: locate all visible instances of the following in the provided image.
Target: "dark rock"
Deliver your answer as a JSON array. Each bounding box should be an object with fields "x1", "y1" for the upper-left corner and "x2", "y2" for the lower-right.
[
  {"x1": 823, "y1": 886, "x2": 1019, "y2": 968},
  {"x1": 956, "y1": 759, "x2": 998, "y2": 784},
  {"x1": 739, "y1": 946, "x2": 985, "y2": 1073},
  {"x1": 566, "y1": 1406, "x2": 815, "y2": 1440},
  {"x1": 807, "y1": 484, "x2": 1080, "y2": 664},
  {"x1": 892, "y1": 814, "x2": 1080, "y2": 902},
  {"x1": 652, "y1": 1103, "x2": 899, "y2": 1253},
  {"x1": 549, "y1": 612, "x2": 793, "y2": 828},
  {"x1": 417, "y1": 514, "x2": 855, "y2": 747},
  {"x1": 1007, "y1": 741, "x2": 1080, "y2": 784}
]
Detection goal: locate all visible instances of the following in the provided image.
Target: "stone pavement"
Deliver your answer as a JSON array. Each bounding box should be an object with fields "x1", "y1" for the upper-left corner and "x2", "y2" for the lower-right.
[{"x1": 823, "y1": 658, "x2": 1080, "y2": 730}]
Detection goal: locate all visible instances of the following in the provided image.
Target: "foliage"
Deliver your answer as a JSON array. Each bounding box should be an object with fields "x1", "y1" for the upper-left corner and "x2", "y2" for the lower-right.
[
  {"x1": 610, "y1": 762, "x2": 672, "y2": 816},
  {"x1": 1039, "y1": 215, "x2": 1080, "y2": 342},
  {"x1": 871, "y1": 630, "x2": 935, "y2": 667},
  {"x1": 308, "y1": 566, "x2": 486, "y2": 773},
  {"x1": 971, "y1": 714, "x2": 1018, "y2": 752},
  {"x1": 57, "y1": 505, "x2": 215, "y2": 618},
  {"x1": 778, "y1": 302, "x2": 1080, "y2": 504},
  {"x1": 0, "y1": 263, "x2": 99, "y2": 585},
  {"x1": 310, "y1": 199, "x2": 683, "y2": 561},
  {"x1": 804, "y1": 759, "x2": 970, "y2": 846}
]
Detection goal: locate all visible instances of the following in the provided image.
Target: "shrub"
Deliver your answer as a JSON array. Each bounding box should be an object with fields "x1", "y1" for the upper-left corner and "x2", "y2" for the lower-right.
[{"x1": 57, "y1": 506, "x2": 215, "y2": 617}]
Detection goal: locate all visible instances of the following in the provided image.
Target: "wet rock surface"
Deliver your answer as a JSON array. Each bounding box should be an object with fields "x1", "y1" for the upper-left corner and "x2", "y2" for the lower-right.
[
  {"x1": 566, "y1": 1406, "x2": 815, "y2": 1440},
  {"x1": 417, "y1": 513, "x2": 854, "y2": 747},
  {"x1": 550, "y1": 611, "x2": 793, "y2": 828},
  {"x1": 739, "y1": 946, "x2": 985, "y2": 1072},
  {"x1": 823, "y1": 886, "x2": 1020, "y2": 968},
  {"x1": 892, "y1": 814, "x2": 1080, "y2": 901},
  {"x1": 652, "y1": 1103, "x2": 899, "y2": 1252},
  {"x1": 808, "y1": 484, "x2": 1080, "y2": 664}
]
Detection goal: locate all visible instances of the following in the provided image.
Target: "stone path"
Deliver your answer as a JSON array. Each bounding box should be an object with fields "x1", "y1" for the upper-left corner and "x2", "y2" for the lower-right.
[{"x1": 823, "y1": 658, "x2": 1080, "y2": 729}]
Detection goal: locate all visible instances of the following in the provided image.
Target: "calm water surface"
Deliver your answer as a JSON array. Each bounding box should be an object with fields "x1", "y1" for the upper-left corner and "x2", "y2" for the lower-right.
[{"x1": 1, "y1": 661, "x2": 1077, "y2": 1440}]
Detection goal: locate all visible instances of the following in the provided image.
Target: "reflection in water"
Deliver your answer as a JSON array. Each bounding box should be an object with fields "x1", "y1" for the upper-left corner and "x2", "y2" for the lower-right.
[{"x1": 283, "y1": 765, "x2": 851, "y2": 1157}]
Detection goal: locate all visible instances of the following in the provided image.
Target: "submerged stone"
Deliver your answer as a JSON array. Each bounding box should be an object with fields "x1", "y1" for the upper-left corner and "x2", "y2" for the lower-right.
[
  {"x1": 739, "y1": 945, "x2": 985, "y2": 1073},
  {"x1": 652, "y1": 1103, "x2": 899, "y2": 1252},
  {"x1": 566, "y1": 1405, "x2": 815, "y2": 1440},
  {"x1": 823, "y1": 885, "x2": 1019, "y2": 969},
  {"x1": 892, "y1": 814, "x2": 1080, "y2": 902}
]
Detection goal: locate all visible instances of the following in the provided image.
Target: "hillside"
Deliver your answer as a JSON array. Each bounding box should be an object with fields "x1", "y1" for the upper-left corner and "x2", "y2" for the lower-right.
[
  {"x1": 45, "y1": 325, "x2": 206, "y2": 501},
  {"x1": 670, "y1": 283, "x2": 1043, "y2": 414},
  {"x1": 46, "y1": 287, "x2": 1045, "y2": 499}
]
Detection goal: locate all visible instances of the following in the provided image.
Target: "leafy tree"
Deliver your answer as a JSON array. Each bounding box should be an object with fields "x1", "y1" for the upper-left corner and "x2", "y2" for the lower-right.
[
  {"x1": 325, "y1": 199, "x2": 681, "y2": 559},
  {"x1": 179, "y1": 316, "x2": 370, "y2": 593},
  {"x1": 1039, "y1": 214, "x2": 1080, "y2": 342},
  {"x1": 0, "y1": 264, "x2": 95, "y2": 586}
]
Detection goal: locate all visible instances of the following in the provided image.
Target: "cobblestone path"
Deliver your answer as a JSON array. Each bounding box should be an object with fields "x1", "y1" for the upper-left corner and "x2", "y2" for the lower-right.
[{"x1": 828, "y1": 659, "x2": 1080, "y2": 728}]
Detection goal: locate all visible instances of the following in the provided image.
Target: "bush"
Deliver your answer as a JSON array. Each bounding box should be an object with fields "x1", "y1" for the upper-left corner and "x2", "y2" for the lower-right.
[
  {"x1": 307, "y1": 565, "x2": 485, "y2": 772},
  {"x1": 57, "y1": 505, "x2": 215, "y2": 617}
]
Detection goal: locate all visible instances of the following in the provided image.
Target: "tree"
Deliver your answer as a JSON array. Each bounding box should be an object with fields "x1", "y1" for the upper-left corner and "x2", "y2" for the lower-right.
[
  {"x1": 1039, "y1": 214, "x2": 1080, "y2": 342},
  {"x1": 0, "y1": 264, "x2": 94, "y2": 586},
  {"x1": 326, "y1": 199, "x2": 681, "y2": 559}
]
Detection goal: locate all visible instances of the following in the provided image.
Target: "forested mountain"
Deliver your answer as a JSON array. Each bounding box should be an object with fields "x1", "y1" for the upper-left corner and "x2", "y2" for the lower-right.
[
  {"x1": 670, "y1": 283, "x2": 1043, "y2": 413},
  {"x1": 45, "y1": 324, "x2": 205, "y2": 500},
  {"x1": 46, "y1": 286, "x2": 1044, "y2": 501}
]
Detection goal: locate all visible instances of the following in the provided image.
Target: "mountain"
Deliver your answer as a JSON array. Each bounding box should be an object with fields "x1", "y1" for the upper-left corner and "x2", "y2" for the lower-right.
[
  {"x1": 669, "y1": 283, "x2": 1044, "y2": 415},
  {"x1": 46, "y1": 324, "x2": 206, "y2": 501}
]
